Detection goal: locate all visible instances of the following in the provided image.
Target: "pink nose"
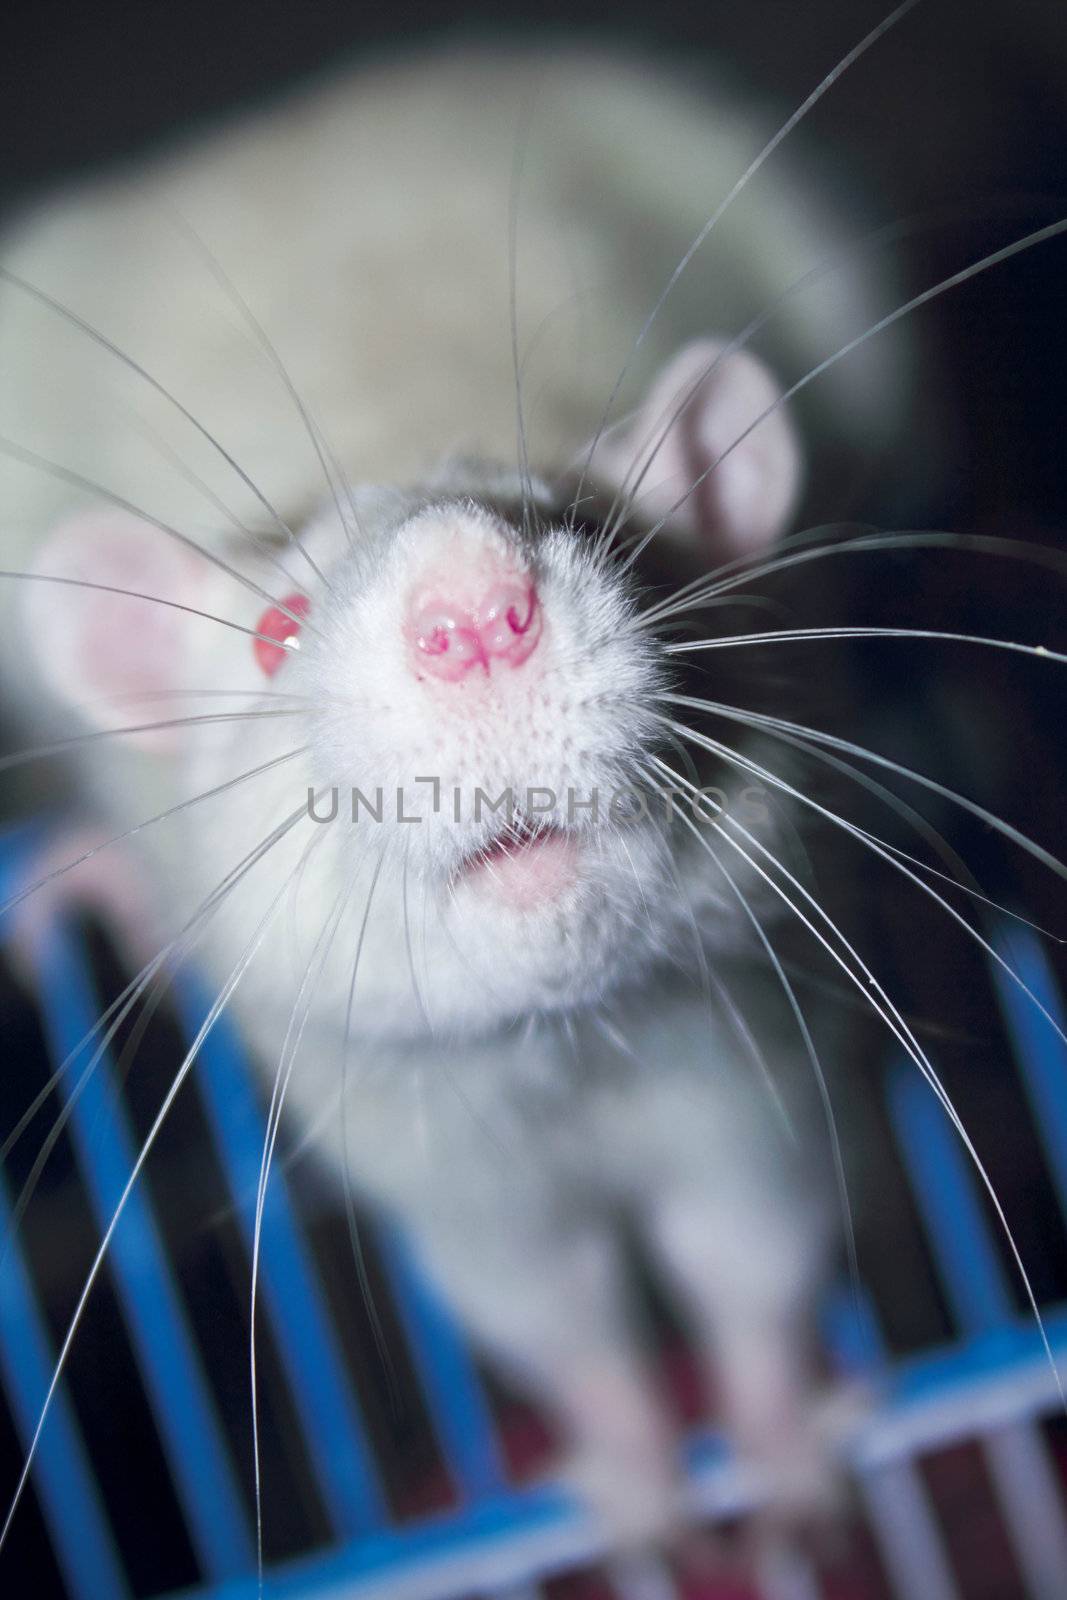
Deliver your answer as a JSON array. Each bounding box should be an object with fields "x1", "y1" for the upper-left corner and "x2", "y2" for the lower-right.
[{"x1": 410, "y1": 578, "x2": 542, "y2": 681}]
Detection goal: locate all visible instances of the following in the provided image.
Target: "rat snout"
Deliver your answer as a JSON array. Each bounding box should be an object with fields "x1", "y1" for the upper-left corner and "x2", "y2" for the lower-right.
[
  {"x1": 401, "y1": 512, "x2": 542, "y2": 682},
  {"x1": 408, "y1": 576, "x2": 541, "y2": 681}
]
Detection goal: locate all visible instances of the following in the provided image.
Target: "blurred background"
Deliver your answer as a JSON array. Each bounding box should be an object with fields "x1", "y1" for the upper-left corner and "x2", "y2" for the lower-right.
[
  {"x1": 1, "y1": 2, "x2": 1067, "y2": 1597},
  {"x1": 3, "y1": 0, "x2": 1066, "y2": 527}
]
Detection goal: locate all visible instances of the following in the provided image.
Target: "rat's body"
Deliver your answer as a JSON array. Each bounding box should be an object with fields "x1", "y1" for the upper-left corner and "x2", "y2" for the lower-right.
[{"x1": 0, "y1": 44, "x2": 904, "y2": 1541}]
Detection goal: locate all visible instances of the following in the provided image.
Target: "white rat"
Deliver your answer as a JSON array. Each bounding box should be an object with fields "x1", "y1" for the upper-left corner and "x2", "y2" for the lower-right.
[{"x1": 0, "y1": 42, "x2": 912, "y2": 1546}]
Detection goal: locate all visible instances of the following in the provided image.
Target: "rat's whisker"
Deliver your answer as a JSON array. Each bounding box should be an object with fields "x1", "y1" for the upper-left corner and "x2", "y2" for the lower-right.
[
  {"x1": 661, "y1": 691, "x2": 1067, "y2": 884},
  {"x1": 249, "y1": 825, "x2": 341, "y2": 1588},
  {"x1": 692, "y1": 707, "x2": 1063, "y2": 940},
  {"x1": 571, "y1": 0, "x2": 924, "y2": 520},
  {"x1": 97, "y1": 688, "x2": 316, "y2": 703},
  {"x1": 402, "y1": 837, "x2": 430, "y2": 1034},
  {"x1": 599, "y1": 195, "x2": 1064, "y2": 552},
  {"x1": 635, "y1": 759, "x2": 796, "y2": 1139},
  {"x1": 0, "y1": 798, "x2": 317, "y2": 1257},
  {"x1": 649, "y1": 754, "x2": 862, "y2": 1322},
  {"x1": 117, "y1": 402, "x2": 308, "y2": 591},
  {"x1": 622, "y1": 215, "x2": 1067, "y2": 572},
  {"x1": 0, "y1": 744, "x2": 309, "y2": 922},
  {"x1": 660, "y1": 755, "x2": 1064, "y2": 1407},
  {"x1": 171, "y1": 212, "x2": 359, "y2": 564},
  {"x1": 340, "y1": 850, "x2": 399, "y2": 1405},
  {"x1": 663, "y1": 624, "x2": 1067, "y2": 665},
  {"x1": 0, "y1": 433, "x2": 328, "y2": 641},
  {"x1": 508, "y1": 86, "x2": 541, "y2": 538},
  {"x1": 0, "y1": 709, "x2": 304, "y2": 780},
  {"x1": 639, "y1": 527, "x2": 1067, "y2": 630},
  {"x1": 0, "y1": 264, "x2": 324, "y2": 587},
  {"x1": 0, "y1": 566, "x2": 299, "y2": 651},
  {"x1": 0, "y1": 809, "x2": 313, "y2": 1560},
  {"x1": 657, "y1": 711, "x2": 1067, "y2": 1060}
]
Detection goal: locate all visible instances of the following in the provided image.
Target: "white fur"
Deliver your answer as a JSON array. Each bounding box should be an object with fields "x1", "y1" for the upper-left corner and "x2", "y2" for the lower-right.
[{"x1": 0, "y1": 45, "x2": 886, "y2": 1543}]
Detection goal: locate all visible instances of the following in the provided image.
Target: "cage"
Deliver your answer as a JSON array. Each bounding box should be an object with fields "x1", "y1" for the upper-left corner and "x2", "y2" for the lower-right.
[{"x1": 1, "y1": 823, "x2": 1066, "y2": 1600}]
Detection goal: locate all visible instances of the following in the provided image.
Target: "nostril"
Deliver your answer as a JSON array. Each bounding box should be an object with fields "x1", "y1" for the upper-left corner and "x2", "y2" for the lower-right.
[
  {"x1": 477, "y1": 584, "x2": 539, "y2": 655},
  {"x1": 409, "y1": 581, "x2": 542, "y2": 681},
  {"x1": 413, "y1": 607, "x2": 486, "y2": 680},
  {"x1": 415, "y1": 610, "x2": 468, "y2": 658}
]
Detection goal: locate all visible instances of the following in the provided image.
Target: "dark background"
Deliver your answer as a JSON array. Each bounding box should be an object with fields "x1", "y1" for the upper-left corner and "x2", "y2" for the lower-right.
[
  {"x1": 2, "y1": 3, "x2": 1067, "y2": 1595},
  {"x1": 3, "y1": 0, "x2": 1067, "y2": 531}
]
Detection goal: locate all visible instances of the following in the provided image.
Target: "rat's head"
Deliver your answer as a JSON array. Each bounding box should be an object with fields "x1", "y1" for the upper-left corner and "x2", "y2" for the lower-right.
[{"x1": 24, "y1": 339, "x2": 800, "y2": 1040}]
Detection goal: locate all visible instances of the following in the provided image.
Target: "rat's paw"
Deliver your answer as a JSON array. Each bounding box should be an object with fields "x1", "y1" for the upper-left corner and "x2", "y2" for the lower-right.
[
  {"x1": 743, "y1": 1381, "x2": 868, "y2": 1554},
  {"x1": 753, "y1": 1432, "x2": 847, "y2": 1537},
  {"x1": 559, "y1": 1441, "x2": 684, "y2": 1549}
]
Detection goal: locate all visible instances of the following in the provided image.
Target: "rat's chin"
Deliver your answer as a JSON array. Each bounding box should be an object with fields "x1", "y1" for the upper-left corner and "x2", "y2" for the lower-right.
[
  {"x1": 424, "y1": 822, "x2": 666, "y2": 1029},
  {"x1": 453, "y1": 823, "x2": 581, "y2": 910}
]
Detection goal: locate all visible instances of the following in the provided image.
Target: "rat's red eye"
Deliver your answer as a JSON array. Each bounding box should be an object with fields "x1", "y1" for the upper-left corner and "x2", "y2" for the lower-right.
[{"x1": 254, "y1": 594, "x2": 310, "y2": 677}]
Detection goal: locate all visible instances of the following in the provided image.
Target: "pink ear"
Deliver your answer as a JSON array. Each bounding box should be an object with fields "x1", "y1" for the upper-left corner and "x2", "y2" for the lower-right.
[
  {"x1": 24, "y1": 510, "x2": 208, "y2": 749},
  {"x1": 594, "y1": 339, "x2": 802, "y2": 558}
]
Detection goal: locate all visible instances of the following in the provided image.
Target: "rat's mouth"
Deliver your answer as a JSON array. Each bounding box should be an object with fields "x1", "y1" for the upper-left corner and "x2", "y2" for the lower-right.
[{"x1": 455, "y1": 817, "x2": 580, "y2": 907}]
